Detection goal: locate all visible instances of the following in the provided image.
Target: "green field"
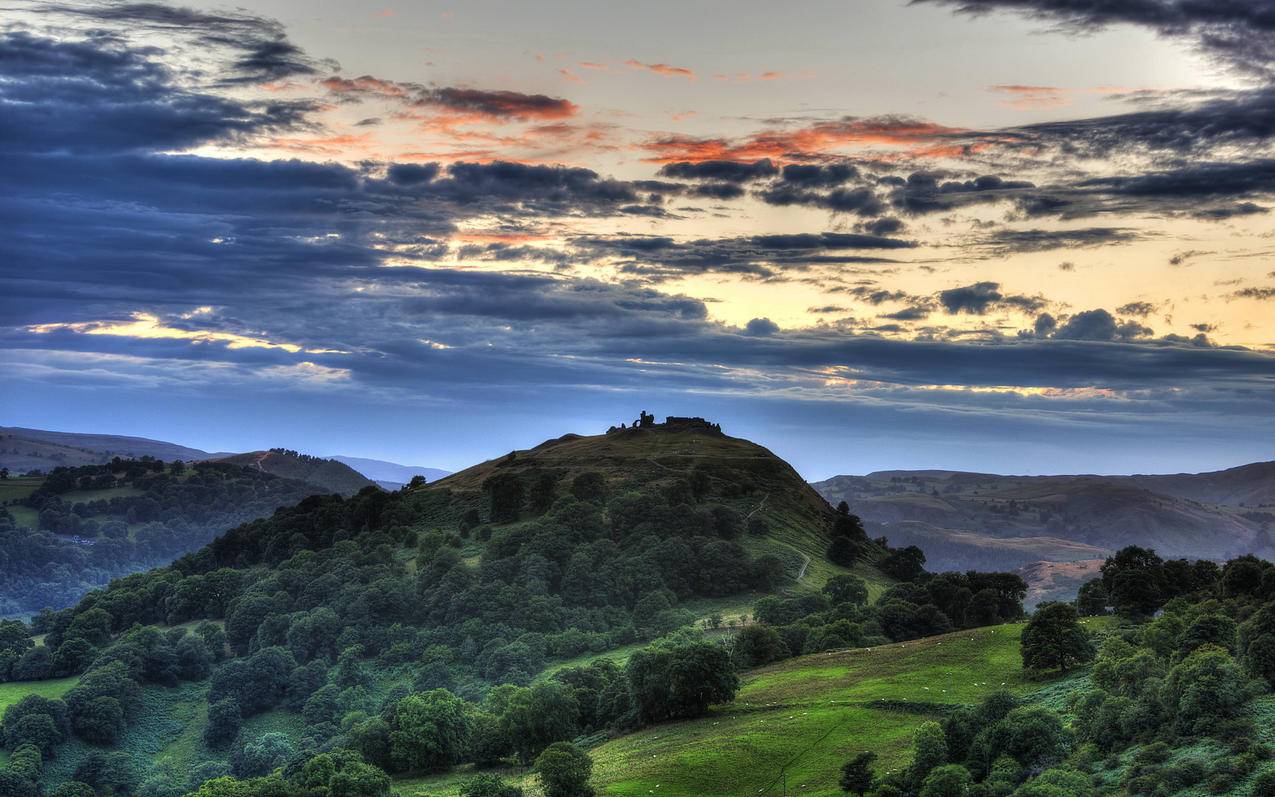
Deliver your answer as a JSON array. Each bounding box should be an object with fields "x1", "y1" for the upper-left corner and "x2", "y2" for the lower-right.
[
  {"x1": 0, "y1": 476, "x2": 44, "y2": 504},
  {"x1": 0, "y1": 676, "x2": 79, "y2": 766},
  {"x1": 395, "y1": 618, "x2": 1112, "y2": 797}
]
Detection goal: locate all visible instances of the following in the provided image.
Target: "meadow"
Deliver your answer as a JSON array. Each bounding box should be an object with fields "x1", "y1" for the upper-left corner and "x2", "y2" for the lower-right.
[{"x1": 395, "y1": 618, "x2": 1114, "y2": 797}]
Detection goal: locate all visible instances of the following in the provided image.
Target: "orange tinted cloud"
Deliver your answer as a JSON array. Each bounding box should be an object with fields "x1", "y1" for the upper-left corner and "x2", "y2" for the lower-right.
[
  {"x1": 625, "y1": 59, "x2": 696, "y2": 80},
  {"x1": 988, "y1": 84, "x2": 1133, "y2": 109},
  {"x1": 642, "y1": 116, "x2": 972, "y2": 162}
]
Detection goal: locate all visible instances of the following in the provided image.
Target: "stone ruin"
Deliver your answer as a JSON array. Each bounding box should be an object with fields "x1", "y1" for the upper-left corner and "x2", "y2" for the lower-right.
[{"x1": 606, "y1": 412, "x2": 722, "y2": 435}]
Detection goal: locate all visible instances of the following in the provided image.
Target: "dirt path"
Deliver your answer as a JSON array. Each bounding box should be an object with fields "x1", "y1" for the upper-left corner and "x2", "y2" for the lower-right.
[{"x1": 746, "y1": 491, "x2": 770, "y2": 519}]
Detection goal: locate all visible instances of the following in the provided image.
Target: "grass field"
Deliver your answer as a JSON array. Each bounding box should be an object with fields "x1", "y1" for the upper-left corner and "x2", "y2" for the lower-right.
[
  {"x1": 395, "y1": 618, "x2": 1112, "y2": 797},
  {"x1": 0, "y1": 676, "x2": 79, "y2": 766},
  {"x1": 0, "y1": 477, "x2": 43, "y2": 504}
]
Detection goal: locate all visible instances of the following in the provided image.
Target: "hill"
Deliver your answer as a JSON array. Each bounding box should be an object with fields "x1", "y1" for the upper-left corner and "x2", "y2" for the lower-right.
[
  {"x1": 0, "y1": 427, "x2": 223, "y2": 474},
  {"x1": 325, "y1": 456, "x2": 451, "y2": 490},
  {"x1": 813, "y1": 463, "x2": 1275, "y2": 602},
  {"x1": 214, "y1": 450, "x2": 375, "y2": 496},
  {"x1": 0, "y1": 459, "x2": 337, "y2": 615},
  {"x1": 423, "y1": 419, "x2": 872, "y2": 593}
]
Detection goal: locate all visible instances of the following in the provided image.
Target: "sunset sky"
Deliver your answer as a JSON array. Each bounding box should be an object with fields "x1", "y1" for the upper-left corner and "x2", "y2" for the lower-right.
[{"x1": 3, "y1": 0, "x2": 1275, "y2": 477}]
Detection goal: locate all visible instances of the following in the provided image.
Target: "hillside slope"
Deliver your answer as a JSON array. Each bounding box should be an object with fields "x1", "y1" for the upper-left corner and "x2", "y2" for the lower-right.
[
  {"x1": 215, "y1": 450, "x2": 375, "y2": 496},
  {"x1": 395, "y1": 618, "x2": 1110, "y2": 797},
  {"x1": 813, "y1": 467, "x2": 1274, "y2": 580},
  {"x1": 0, "y1": 427, "x2": 221, "y2": 473},
  {"x1": 426, "y1": 421, "x2": 885, "y2": 593}
]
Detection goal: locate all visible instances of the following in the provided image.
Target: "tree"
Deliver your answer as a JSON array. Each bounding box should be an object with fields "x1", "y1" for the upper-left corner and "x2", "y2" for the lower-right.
[
  {"x1": 824, "y1": 576, "x2": 869, "y2": 606},
  {"x1": 534, "y1": 742, "x2": 594, "y2": 797},
  {"x1": 204, "y1": 699, "x2": 242, "y2": 749},
  {"x1": 0, "y1": 771, "x2": 37, "y2": 797},
  {"x1": 459, "y1": 774, "x2": 524, "y2": 797},
  {"x1": 1073, "y1": 580, "x2": 1108, "y2": 617},
  {"x1": 626, "y1": 638, "x2": 738, "y2": 723},
  {"x1": 908, "y1": 722, "x2": 948, "y2": 787},
  {"x1": 919, "y1": 765, "x2": 972, "y2": 797},
  {"x1": 571, "y1": 472, "x2": 607, "y2": 504},
  {"x1": 880, "y1": 547, "x2": 926, "y2": 581},
  {"x1": 231, "y1": 732, "x2": 296, "y2": 778},
  {"x1": 840, "y1": 751, "x2": 877, "y2": 796},
  {"x1": 1100, "y1": 547, "x2": 1164, "y2": 619},
  {"x1": 71, "y1": 696, "x2": 126, "y2": 745},
  {"x1": 827, "y1": 537, "x2": 858, "y2": 568},
  {"x1": 732, "y1": 625, "x2": 789, "y2": 669},
  {"x1": 500, "y1": 681, "x2": 579, "y2": 765},
  {"x1": 389, "y1": 690, "x2": 470, "y2": 773},
  {"x1": 1020, "y1": 603, "x2": 1093, "y2": 674}
]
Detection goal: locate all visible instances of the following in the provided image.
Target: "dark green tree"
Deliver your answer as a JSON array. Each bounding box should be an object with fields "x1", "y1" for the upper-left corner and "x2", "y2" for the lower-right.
[
  {"x1": 534, "y1": 742, "x2": 594, "y2": 797},
  {"x1": 839, "y1": 751, "x2": 877, "y2": 795},
  {"x1": 1020, "y1": 603, "x2": 1094, "y2": 674}
]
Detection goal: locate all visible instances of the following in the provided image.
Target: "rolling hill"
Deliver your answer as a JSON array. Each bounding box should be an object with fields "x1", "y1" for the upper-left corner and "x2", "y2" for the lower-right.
[
  {"x1": 0, "y1": 427, "x2": 224, "y2": 473},
  {"x1": 423, "y1": 419, "x2": 887, "y2": 594},
  {"x1": 214, "y1": 450, "x2": 375, "y2": 496},
  {"x1": 813, "y1": 463, "x2": 1275, "y2": 602}
]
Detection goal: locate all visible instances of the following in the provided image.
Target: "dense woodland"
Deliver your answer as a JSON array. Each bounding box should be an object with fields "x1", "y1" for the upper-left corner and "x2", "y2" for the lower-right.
[{"x1": 0, "y1": 461, "x2": 330, "y2": 615}]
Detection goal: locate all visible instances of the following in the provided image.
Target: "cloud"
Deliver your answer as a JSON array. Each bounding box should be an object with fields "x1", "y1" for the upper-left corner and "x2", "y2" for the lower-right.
[
  {"x1": 1116, "y1": 301, "x2": 1157, "y2": 317},
  {"x1": 938, "y1": 282, "x2": 1046, "y2": 315},
  {"x1": 979, "y1": 227, "x2": 1141, "y2": 254},
  {"x1": 40, "y1": 0, "x2": 320, "y2": 84},
  {"x1": 1052, "y1": 309, "x2": 1153, "y2": 341},
  {"x1": 641, "y1": 116, "x2": 976, "y2": 163},
  {"x1": 0, "y1": 31, "x2": 313, "y2": 155},
  {"x1": 566, "y1": 232, "x2": 917, "y2": 279},
  {"x1": 1232, "y1": 286, "x2": 1275, "y2": 300},
  {"x1": 916, "y1": 0, "x2": 1275, "y2": 79},
  {"x1": 745, "y1": 317, "x2": 780, "y2": 336},
  {"x1": 625, "y1": 59, "x2": 696, "y2": 80},
  {"x1": 658, "y1": 159, "x2": 779, "y2": 182}
]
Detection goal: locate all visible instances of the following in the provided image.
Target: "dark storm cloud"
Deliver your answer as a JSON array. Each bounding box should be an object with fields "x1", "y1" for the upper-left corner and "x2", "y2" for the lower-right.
[{"x1": 658, "y1": 159, "x2": 779, "y2": 182}]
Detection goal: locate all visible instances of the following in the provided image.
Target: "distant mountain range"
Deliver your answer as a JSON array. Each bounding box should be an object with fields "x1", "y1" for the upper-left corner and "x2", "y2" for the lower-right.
[
  {"x1": 0, "y1": 426, "x2": 449, "y2": 493},
  {"x1": 324, "y1": 455, "x2": 451, "y2": 488},
  {"x1": 812, "y1": 462, "x2": 1275, "y2": 604}
]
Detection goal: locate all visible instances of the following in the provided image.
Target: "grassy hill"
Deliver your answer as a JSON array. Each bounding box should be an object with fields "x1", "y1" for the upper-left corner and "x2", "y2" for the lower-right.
[
  {"x1": 0, "y1": 427, "x2": 221, "y2": 473},
  {"x1": 214, "y1": 450, "x2": 375, "y2": 496},
  {"x1": 423, "y1": 423, "x2": 886, "y2": 595},
  {"x1": 394, "y1": 618, "x2": 1113, "y2": 797}
]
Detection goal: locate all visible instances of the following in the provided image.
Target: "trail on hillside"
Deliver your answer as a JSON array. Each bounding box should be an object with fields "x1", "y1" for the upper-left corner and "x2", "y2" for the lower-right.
[{"x1": 746, "y1": 491, "x2": 770, "y2": 519}]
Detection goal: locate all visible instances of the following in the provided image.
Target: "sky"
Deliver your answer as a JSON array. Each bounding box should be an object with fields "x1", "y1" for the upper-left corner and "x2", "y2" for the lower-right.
[{"x1": 2, "y1": 0, "x2": 1275, "y2": 479}]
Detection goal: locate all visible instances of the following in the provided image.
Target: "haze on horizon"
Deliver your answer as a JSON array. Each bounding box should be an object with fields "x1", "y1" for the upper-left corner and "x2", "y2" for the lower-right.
[{"x1": 3, "y1": 0, "x2": 1275, "y2": 478}]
